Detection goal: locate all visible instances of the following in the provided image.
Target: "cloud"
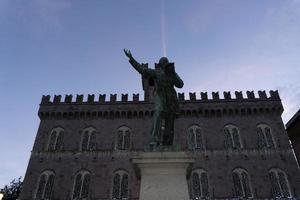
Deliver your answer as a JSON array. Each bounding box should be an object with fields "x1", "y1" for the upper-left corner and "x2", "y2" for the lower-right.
[
  {"x1": 182, "y1": 0, "x2": 300, "y2": 123},
  {"x1": 253, "y1": 0, "x2": 300, "y2": 55},
  {"x1": 0, "y1": 0, "x2": 71, "y2": 33},
  {"x1": 185, "y1": 58, "x2": 300, "y2": 123}
]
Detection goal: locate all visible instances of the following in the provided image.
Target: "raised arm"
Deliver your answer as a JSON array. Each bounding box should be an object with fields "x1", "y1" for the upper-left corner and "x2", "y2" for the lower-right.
[{"x1": 124, "y1": 49, "x2": 156, "y2": 78}]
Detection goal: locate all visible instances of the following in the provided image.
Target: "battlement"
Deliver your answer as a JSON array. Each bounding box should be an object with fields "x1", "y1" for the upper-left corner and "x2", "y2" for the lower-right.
[{"x1": 40, "y1": 90, "x2": 280, "y2": 105}]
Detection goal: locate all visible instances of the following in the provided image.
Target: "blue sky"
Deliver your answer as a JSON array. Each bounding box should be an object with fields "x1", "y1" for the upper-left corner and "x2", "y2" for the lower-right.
[{"x1": 0, "y1": 0, "x2": 300, "y2": 187}]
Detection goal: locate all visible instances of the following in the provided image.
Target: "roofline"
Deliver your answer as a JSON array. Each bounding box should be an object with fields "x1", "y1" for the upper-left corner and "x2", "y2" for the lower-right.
[{"x1": 286, "y1": 109, "x2": 300, "y2": 129}]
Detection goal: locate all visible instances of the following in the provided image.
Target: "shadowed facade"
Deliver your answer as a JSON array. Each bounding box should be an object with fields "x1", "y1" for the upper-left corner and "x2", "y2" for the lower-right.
[{"x1": 20, "y1": 88, "x2": 300, "y2": 199}]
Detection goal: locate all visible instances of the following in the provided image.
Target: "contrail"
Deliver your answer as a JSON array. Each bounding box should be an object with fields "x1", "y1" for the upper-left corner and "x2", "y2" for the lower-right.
[{"x1": 160, "y1": 0, "x2": 167, "y2": 57}]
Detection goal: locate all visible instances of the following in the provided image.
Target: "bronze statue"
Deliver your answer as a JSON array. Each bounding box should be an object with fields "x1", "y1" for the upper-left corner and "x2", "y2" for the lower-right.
[{"x1": 124, "y1": 49, "x2": 184, "y2": 147}]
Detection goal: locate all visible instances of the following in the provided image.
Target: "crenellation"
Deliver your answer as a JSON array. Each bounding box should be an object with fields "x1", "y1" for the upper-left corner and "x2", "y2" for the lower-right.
[
  {"x1": 235, "y1": 91, "x2": 243, "y2": 99},
  {"x1": 201, "y1": 92, "x2": 208, "y2": 100},
  {"x1": 41, "y1": 95, "x2": 51, "y2": 104},
  {"x1": 38, "y1": 100, "x2": 283, "y2": 120},
  {"x1": 76, "y1": 94, "x2": 84, "y2": 103},
  {"x1": 246, "y1": 91, "x2": 255, "y2": 99},
  {"x1": 178, "y1": 93, "x2": 185, "y2": 101},
  {"x1": 64, "y1": 95, "x2": 72, "y2": 103},
  {"x1": 110, "y1": 94, "x2": 117, "y2": 102},
  {"x1": 122, "y1": 94, "x2": 128, "y2": 102},
  {"x1": 53, "y1": 95, "x2": 61, "y2": 103},
  {"x1": 87, "y1": 94, "x2": 95, "y2": 103},
  {"x1": 39, "y1": 90, "x2": 282, "y2": 105},
  {"x1": 223, "y1": 91, "x2": 231, "y2": 100},
  {"x1": 189, "y1": 92, "x2": 196, "y2": 101},
  {"x1": 269, "y1": 90, "x2": 280, "y2": 99},
  {"x1": 99, "y1": 94, "x2": 106, "y2": 102},
  {"x1": 132, "y1": 94, "x2": 139, "y2": 102},
  {"x1": 212, "y1": 92, "x2": 219, "y2": 100},
  {"x1": 258, "y1": 90, "x2": 267, "y2": 99}
]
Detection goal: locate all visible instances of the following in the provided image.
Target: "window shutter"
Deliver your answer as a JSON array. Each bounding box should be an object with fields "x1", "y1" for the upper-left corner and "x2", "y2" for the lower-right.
[
  {"x1": 55, "y1": 131, "x2": 64, "y2": 150},
  {"x1": 81, "y1": 131, "x2": 89, "y2": 151},
  {"x1": 81, "y1": 174, "x2": 91, "y2": 198},
  {"x1": 112, "y1": 174, "x2": 121, "y2": 199},
  {"x1": 36, "y1": 174, "x2": 46, "y2": 199},
  {"x1": 48, "y1": 131, "x2": 57, "y2": 151},
  {"x1": 72, "y1": 174, "x2": 82, "y2": 199},
  {"x1": 233, "y1": 172, "x2": 243, "y2": 197},
  {"x1": 89, "y1": 131, "x2": 97, "y2": 150},
  {"x1": 269, "y1": 172, "x2": 281, "y2": 198},
  {"x1": 278, "y1": 172, "x2": 290, "y2": 197},
  {"x1": 124, "y1": 130, "x2": 130, "y2": 150},
  {"x1": 192, "y1": 172, "x2": 201, "y2": 198},
  {"x1": 265, "y1": 127, "x2": 275, "y2": 148},
  {"x1": 201, "y1": 172, "x2": 209, "y2": 197},
  {"x1": 257, "y1": 127, "x2": 266, "y2": 149},
  {"x1": 44, "y1": 174, "x2": 55, "y2": 199},
  {"x1": 117, "y1": 131, "x2": 123, "y2": 150},
  {"x1": 196, "y1": 128, "x2": 203, "y2": 149},
  {"x1": 188, "y1": 129, "x2": 195, "y2": 150},
  {"x1": 224, "y1": 128, "x2": 232, "y2": 149},
  {"x1": 121, "y1": 174, "x2": 129, "y2": 198},
  {"x1": 241, "y1": 172, "x2": 251, "y2": 198},
  {"x1": 232, "y1": 128, "x2": 241, "y2": 149}
]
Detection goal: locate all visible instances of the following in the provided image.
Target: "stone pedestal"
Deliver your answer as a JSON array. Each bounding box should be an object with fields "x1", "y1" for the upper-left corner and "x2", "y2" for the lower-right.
[{"x1": 132, "y1": 151, "x2": 195, "y2": 200}]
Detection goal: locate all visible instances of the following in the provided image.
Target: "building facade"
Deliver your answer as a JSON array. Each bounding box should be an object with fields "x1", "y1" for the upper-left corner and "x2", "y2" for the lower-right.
[
  {"x1": 286, "y1": 109, "x2": 300, "y2": 165},
  {"x1": 20, "y1": 85, "x2": 300, "y2": 199}
]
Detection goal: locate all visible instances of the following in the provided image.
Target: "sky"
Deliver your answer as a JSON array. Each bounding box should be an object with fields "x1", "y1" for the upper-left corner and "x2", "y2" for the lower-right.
[{"x1": 0, "y1": 0, "x2": 300, "y2": 188}]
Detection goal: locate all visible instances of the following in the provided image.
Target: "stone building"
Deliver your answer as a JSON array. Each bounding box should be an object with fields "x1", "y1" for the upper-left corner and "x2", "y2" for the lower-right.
[
  {"x1": 286, "y1": 109, "x2": 300, "y2": 165},
  {"x1": 20, "y1": 77, "x2": 300, "y2": 199}
]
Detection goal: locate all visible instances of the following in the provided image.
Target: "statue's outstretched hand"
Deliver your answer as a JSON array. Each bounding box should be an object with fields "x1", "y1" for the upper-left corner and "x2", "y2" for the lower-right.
[{"x1": 124, "y1": 49, "x2": 133, "y2": 59}]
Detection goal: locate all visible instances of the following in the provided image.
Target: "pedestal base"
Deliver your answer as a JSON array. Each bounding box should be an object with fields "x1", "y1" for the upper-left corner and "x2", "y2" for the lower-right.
[{"x1": 132, "y1": 151, "x2": 195, "y2": 200}]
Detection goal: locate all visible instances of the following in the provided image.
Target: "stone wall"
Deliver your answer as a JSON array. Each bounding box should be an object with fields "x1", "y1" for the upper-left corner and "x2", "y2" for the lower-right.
[{"x1": 20, "y1": 90, "x2": 300, "y2": 199}]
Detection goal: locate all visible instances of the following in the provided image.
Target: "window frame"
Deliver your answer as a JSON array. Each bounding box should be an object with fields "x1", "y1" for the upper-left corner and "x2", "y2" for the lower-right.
[
  {"x1": 47, "y1": 127, "x2": 64, "y2": 151},
  {"x1": 232, "y1": 168, "x2": 253, "y2": 199},
  {"x1": 187, "y1": 125, "x2": 204, "y2": 150},
  {"x1": 269, "y1": 168, "x2": 292, "y2": 198},
  {"x1": 116, "y1": 126, "x2": 131, "y2": 151},
  {"x1": 257, "y1": 124, "x2": 276, "y2": 149},
  {"x1": 190, "y1": 168, "x2": 210, "y2": 199},
  {"x1": 71, "y1": 170, "x2": 91, "y2": 200},
  {"x1": 80, "y1": 127, "x2": 97, "y2": 151},
  {"x1": 111, "y1": 169, "x2": 129, "y2": 200},
  {"x1": 34, "y1": 170, "x2": 55, "y2": 200},
  {"x1": 224, "y1": 124, "x2": 242, "y2": 149}
]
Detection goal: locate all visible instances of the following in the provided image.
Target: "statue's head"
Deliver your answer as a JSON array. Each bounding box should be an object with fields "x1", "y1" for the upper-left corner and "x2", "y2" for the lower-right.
[
  {"x1": 158, "y1": 57, "x2": 175, "y2": 74},
  {"x1": 159, "y1": 57, "x2": 169, "y2": 69}
]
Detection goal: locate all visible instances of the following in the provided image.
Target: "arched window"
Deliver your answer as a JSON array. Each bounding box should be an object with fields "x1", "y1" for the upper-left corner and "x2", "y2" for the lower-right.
[
  {"x1": 112, "y1": 170, "x2": 129, "y2": 199},
  {"x1": 257, "y1": 124, "x2": 275, "y2": 149},
  {"x1": 35, "y1": 170, "x2": 55, "y2": 200},
  {"x1": 81, "y1": 127, "x2": 97, "y2": 151},
  {"x1": 187, "y1": 125, "x2": 203, "y2": 150},
  {"x1": 72, "y1": 171, "x2": 91, "y2": 200},
  {"x1": 224, "y1": 124, "x2": 242, "y2": 149},
  {"x1": 116, "y1": 126, "x2": 131, "y2": 150},
  {"x1": 269, "y1": 168, "x2": 291, "y2": 198},
  {"x1": 190, "y1": 169, "x2": 209, "y2": 199},
  {"x1": 232, "y1": 168, "x2": 252, "y2": 198},
  {"x1": 48, "y1": 127, "x2": 64, "y2": 151}
]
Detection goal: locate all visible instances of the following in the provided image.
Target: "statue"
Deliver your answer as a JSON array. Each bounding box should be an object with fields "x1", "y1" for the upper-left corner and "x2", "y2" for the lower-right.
[{"x1": 124, "y1": 49, "x2": 184, "y2": 147}]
